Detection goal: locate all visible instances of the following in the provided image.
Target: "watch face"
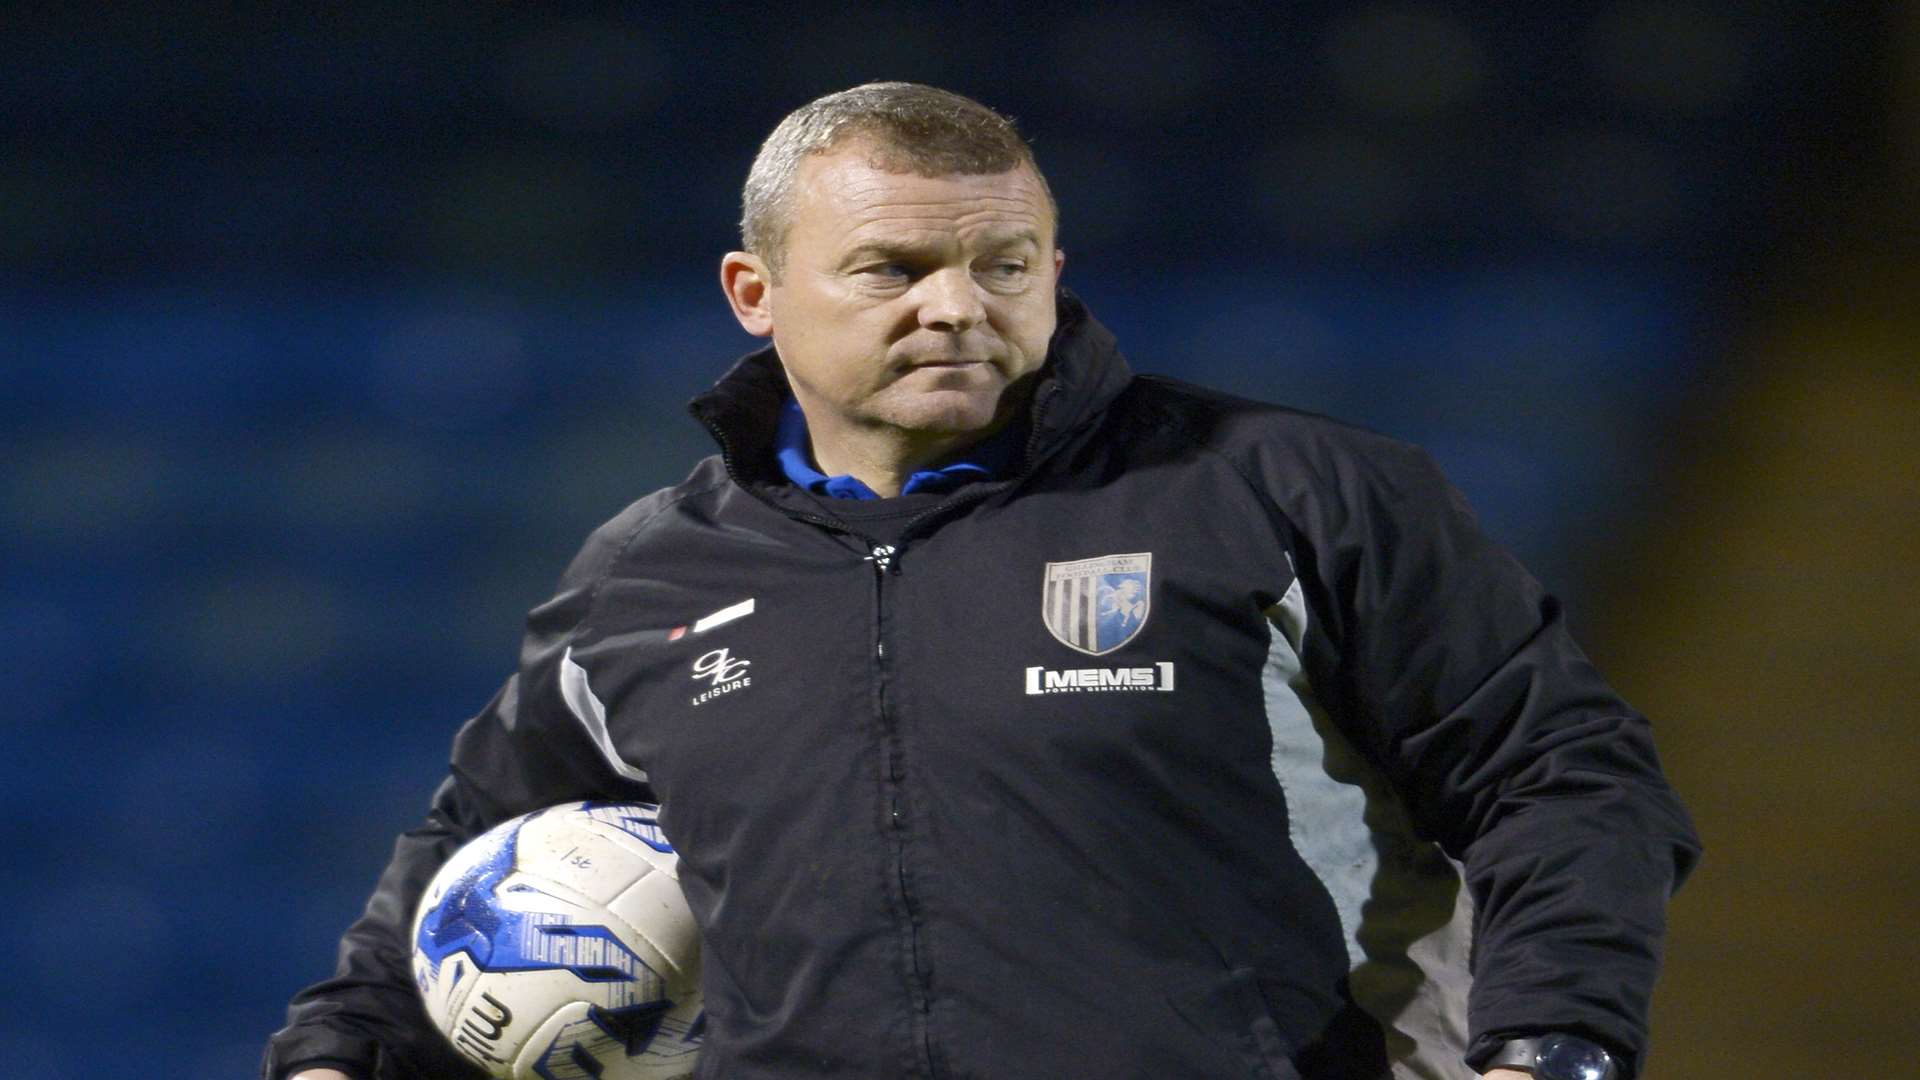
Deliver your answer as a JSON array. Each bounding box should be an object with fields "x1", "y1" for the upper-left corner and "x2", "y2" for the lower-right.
[{"x1": 1534, "y1": 1034, "x2": 1615, "y2": 1080}]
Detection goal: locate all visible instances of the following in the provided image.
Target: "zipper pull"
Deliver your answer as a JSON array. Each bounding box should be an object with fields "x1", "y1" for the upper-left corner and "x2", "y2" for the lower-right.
[{"x1": 866, "y1": 544, "x2": 898, "y2": 573}]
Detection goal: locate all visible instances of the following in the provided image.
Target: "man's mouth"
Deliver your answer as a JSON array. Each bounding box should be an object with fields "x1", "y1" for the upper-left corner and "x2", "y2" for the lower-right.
[{"x1": 903, "y1": 356, "x2": 994, "y2": 370}]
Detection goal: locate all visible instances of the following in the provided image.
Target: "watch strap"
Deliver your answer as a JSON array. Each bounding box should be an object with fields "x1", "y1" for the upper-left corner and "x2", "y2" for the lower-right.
[{"x1": 1486, "y1": 1033, "x2": 1618, "y2": 1080}]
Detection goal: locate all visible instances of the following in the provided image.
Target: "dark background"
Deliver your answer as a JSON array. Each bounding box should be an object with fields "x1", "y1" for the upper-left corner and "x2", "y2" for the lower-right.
[{"x1": 3, "y1": 4, "x2": 1915, "y2": 1077}]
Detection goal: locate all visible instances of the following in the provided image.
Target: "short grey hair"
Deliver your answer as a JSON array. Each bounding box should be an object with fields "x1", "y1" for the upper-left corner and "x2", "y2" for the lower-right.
[{"x1": 740, "y1": 82, "x2": 1056, "y2": 277}]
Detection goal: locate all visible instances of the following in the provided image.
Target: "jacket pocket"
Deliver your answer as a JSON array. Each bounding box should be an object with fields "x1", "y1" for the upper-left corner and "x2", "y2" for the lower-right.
[{"x1": 1167, "y1": 966, "x2": 1302, "y2": 1080}]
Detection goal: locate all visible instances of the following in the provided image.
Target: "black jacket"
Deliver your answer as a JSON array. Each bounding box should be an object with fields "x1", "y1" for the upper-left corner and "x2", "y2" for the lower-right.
[{"x1": 265, "y1": 293, "x2": 1699, "y2": 1080}]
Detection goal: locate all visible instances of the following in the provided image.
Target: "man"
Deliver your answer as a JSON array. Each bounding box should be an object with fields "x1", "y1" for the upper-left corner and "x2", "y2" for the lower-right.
[{"x1": 268, "y1": 83, "x2": 1698, "y2": 1080}]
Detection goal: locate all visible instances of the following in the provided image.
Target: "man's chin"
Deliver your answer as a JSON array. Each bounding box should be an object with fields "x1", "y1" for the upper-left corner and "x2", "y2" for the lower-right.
[{"x1": 877, "y1": 388, "x2": 1009, "y2": 438}]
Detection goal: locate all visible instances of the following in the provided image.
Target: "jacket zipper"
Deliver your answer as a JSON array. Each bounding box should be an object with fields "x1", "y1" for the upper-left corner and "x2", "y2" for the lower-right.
[
  {"x1": 699, "y1": 382, "x2": 1068, "y2": 1079},
  {"x1": 859, "y1": 380, "x2": 1057, "y2": 1078},
  {"x1": 867, "y1": 541, "x2": 943, "y2": 1078},
  {"x1": 702, "y1": 409, "x2": 941, "y2": 1071}
]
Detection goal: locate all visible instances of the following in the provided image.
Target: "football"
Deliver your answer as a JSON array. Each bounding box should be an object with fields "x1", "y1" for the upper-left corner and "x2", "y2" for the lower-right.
[{"x1": 410, "y1": 801, "x2": 704, "y2": 1079}]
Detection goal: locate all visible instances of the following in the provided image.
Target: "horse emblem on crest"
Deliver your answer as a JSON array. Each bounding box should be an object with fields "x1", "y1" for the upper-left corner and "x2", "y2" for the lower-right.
[{"x1": 1041, "y1": 553, "x2": 1152, "y2": 656}]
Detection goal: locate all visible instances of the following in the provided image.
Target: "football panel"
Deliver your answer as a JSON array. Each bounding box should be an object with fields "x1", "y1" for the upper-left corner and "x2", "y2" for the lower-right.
[
  {"x1": 571, "y1": 804, "x2": 682, "y2": 878},
  {"x1": 512, "y1": 994, "x2": 705, "y2": 1080},
  {"x1": 605, "y1": 870, "x2": 701, "y2": 983},
  {"x1": 414, "y1": 947, "x2": 484, "y2": 1039},
  {"x1": 435, "y1": 973, "x2": 540, "y2": 1078},
  {"x1": 472, "y1": 891, "x2": 675, "y2": 1005},
  {"x1": 511, "y1": 804, "x2": 667, "y2": 904}
]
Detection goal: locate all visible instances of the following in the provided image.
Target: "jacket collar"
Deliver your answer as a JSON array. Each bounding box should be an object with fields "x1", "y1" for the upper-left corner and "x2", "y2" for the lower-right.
[{"x1": 688, "y1": 288, "x2": 1133, "y2": 491}]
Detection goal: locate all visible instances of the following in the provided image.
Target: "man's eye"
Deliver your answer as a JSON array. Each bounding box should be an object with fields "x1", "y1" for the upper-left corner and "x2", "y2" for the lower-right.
[
  {"x1": 860, "y1": 262, "x2": 911, "y2": 279},
  {"x1": 982, "y1": 261, "x2": 1027, "y2": 277}
]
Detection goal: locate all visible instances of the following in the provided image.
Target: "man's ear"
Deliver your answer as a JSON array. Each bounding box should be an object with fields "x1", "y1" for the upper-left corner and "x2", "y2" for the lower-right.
[{"x1": 721, "y1": 251, "x2": 774, "y2": 338}]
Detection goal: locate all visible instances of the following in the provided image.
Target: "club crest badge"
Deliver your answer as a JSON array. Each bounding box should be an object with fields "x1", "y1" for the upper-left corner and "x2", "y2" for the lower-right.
[{"x1": 1041, "y1": 553, "x2": 1152, "y2": 656}]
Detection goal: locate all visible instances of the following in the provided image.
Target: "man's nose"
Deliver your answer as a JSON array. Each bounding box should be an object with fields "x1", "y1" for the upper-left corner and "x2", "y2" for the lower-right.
[{"x1": 916, "y1": 267, "x2": 986, "y2": 333}]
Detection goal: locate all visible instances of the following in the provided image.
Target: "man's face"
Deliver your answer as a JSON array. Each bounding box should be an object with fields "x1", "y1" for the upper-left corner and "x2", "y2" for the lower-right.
[{"x1": 741, "y1": 145, "x2": 1062, "y2": 442}]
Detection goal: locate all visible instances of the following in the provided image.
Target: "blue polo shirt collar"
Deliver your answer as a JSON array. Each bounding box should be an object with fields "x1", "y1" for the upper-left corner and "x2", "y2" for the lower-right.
[{"x1": 775, "y1": 397, "x2": 1019, "y2": 500}]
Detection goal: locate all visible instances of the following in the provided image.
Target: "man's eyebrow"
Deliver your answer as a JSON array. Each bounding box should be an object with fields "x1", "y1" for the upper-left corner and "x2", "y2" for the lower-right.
[
  {"x1": 839, "y1": 239, "x2": 929, "y2": 263},
  {"x1": 838, "y1": 228, "x2": 1043, "y2": 267},
  {"x1": 976, "y1": 227, "x2": 1043, "y2": 249}
]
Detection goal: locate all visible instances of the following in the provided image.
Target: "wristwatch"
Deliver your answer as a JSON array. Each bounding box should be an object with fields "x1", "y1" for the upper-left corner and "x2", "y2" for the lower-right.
[{"x1": 1485, "y1": 1033, "x2": 1618, "y2": 1080}]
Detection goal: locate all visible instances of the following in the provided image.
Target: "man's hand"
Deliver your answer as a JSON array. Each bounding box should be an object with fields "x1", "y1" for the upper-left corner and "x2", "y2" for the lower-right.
[{"x1": 289, "y1": 1070, "x2": 355, "y2": 1080}]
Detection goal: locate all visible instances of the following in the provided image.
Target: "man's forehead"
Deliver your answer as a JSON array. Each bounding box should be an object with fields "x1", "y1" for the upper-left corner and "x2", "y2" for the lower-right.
[{"x1": 792, "y1": 148, "x2": 1053, "y2": 239}]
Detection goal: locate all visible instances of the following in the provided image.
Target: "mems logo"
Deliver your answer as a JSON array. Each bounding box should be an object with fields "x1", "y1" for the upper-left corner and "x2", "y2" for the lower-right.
[{"x1": 1024, "y1": 662, "x2": 1175, "y2": 694}]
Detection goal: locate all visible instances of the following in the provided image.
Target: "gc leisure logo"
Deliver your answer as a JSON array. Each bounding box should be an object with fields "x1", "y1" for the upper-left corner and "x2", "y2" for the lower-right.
[{"x1": 690, "y1": 647, "x2": 751, "y2": 707}]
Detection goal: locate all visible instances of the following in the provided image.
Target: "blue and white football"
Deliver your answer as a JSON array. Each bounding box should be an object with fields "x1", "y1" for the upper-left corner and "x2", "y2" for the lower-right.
[{"x1": 410, "y1": 801, "x2": 704, "y2": 1079}]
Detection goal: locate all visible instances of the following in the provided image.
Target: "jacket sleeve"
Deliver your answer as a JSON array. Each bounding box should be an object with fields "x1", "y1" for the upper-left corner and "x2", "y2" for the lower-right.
[
  {"x1": 261, "y1": 517, "x2": 658, "y2": 1080},
  {"x1": 1269, "y1": 430, "x2": 1700, "y2": 1079}
]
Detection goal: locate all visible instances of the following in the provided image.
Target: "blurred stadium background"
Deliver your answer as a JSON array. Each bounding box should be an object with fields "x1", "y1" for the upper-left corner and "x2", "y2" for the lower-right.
[{"x1": 3, "y1": 4, "x2": 1915, "y2": 1077}]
